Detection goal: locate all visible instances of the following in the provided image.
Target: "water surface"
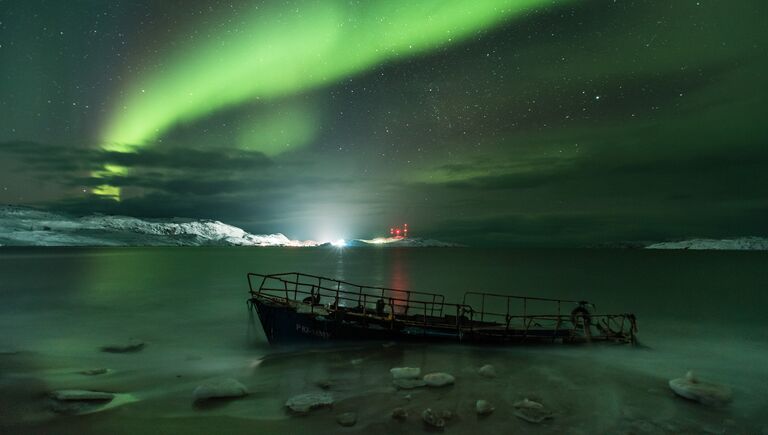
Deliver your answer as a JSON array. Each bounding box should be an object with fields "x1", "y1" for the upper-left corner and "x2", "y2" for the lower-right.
[{"x1": 1, "y1": 247, "x2": 766, "y2": 433}]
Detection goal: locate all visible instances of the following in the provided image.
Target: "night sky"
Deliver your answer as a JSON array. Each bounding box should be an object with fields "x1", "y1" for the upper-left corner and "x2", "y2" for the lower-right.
[{"x1": 1, "y1": 0, "x2": 766, "y2": 245}]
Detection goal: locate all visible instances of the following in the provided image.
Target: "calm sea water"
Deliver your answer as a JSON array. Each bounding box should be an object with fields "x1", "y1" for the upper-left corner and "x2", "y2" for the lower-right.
[{"x1": 1, "y1": 247, "x2": 767, "y2": 434}]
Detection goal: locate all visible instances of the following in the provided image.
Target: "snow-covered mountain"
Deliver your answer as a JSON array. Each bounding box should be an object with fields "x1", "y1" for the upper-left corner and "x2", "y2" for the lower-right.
[
  {"x1": 645, "y1": 237, "x2": 768, "y2": 251},
  {"x1": 0, "y1": 206, "x2": 461, "y2": 248},
  {"x1": 0, "y1": 206, "x2": 318, "y2": 247}
]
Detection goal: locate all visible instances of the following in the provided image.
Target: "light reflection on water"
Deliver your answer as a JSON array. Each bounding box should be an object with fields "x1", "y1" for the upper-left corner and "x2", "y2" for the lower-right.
[{"x1": 387, "y1": 248, "x2": 410, "y2": 314}]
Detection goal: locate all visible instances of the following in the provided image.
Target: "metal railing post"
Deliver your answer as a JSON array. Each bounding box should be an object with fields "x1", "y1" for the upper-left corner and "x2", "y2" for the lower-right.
[
  {"x1": 431, "y1": 295, "x2": 435, "y2": 317},
  {"x1": 293, "y1": 276, "x2": 299, "y2": 300},
  {"x1": 481, "y1": 294, "x2": 485, "y2": 322},
  {"x1": 405, "y1": 292, "x2": 410, "y2": 316}
]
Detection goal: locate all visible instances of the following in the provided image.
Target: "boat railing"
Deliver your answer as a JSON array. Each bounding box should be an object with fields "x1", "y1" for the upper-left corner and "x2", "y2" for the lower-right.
[
  {"x1": 460, "y1": 291, "x2": 636, "y2": 341},
  {"x1": 247, "y1": 272, "x2": 637, "y2": 342},
  {"x1": 461, "y1": 291, "x2": 587, "y2": 323},
  {"x1": 247, "y1": 272, "x2": 449, "y2": 318}
]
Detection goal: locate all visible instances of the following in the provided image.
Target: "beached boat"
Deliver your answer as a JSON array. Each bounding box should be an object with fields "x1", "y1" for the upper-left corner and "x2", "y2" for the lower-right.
[{"x1": 247, "y1": 272, "x2": 637, "y2": 345}]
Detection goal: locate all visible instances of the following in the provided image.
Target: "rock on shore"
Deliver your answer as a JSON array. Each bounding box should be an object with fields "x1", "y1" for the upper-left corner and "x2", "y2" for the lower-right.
[
  {"x1": 100, "y1": 339, "x2": 145, "y2": 353},
  {"x1": 336, "y1": 412, "x2": 357, "y2": 427}
]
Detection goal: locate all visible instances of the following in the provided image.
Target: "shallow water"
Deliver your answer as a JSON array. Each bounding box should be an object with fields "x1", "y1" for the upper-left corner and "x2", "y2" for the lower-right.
[{"x1": 1, "y1": 247, "x2": 767, "y2": 434}]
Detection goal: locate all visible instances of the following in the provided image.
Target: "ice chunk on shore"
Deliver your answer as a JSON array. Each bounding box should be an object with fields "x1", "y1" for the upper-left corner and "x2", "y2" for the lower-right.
[
  {"x1": 286, "y1": 392, "x2": 334, "y2": 413},
  {"x1": 193, "y1": 378, "x2": 248, "y2": 401},
  {"x1": 513, "y1": 398, "x2": 553, "y2": 423},
  {"x1": 668, "y1": 371, "x2": 732, "y2": 406},
  {"x1": 423, "y1": 372, "x2": 455, "y2": 387},
  {"x1": 478, "y1": 364, "x2": 497, "y2": 378},
  {"x1": 390, "y1": 367, "x2": 421, "y2": 379},
  {"x1": 476, "y1": 399, "x2": 495, "y2": 415},
  {"x1": 421, "y1": 408, "x2": 445, "y2": 429}
]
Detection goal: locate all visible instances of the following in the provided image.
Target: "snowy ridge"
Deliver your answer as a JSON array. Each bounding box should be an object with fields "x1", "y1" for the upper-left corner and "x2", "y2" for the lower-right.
[
  {"x1": 0, "y1": 206, "x2": 318, "y2": 247},
  {"x1": 645, "y1": 237, "x2": 768, "y2": 251},
  {"x1": 350, "y1": 237, "x2": 463, "y2": 247}
]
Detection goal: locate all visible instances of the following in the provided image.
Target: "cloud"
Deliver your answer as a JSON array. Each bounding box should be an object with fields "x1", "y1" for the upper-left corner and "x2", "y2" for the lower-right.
[
  {"x1": 0, "y1": 140, "x2": 276, "y2": 196},
  {"x1": 102, "y1": 148, "x2": 272, "y2": 171},
  {"x1": 0, "y1": 141, "x2": 272, "y2": 173},
  {"x1": 415, "y1": 155, "x2": 574, "y2": 190}
]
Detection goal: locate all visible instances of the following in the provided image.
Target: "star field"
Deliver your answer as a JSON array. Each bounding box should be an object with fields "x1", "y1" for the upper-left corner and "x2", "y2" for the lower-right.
[{"x1": 0, "y1": 0, "x2": 766, "y2": 245}]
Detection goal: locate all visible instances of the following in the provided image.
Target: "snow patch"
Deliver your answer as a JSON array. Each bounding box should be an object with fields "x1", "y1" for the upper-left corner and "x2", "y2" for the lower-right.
[{"x1": 645, "y1": 237, "x2": 768, "y2": 251}]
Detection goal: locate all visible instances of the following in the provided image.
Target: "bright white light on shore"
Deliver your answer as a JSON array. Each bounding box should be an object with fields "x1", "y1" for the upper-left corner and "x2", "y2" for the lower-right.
[
  {"x1": 331, "y1": 239, "x2": 346, "y2": 247},
  {"x1": 361, "y1": 237, "x2": 397, "y2": 245}
]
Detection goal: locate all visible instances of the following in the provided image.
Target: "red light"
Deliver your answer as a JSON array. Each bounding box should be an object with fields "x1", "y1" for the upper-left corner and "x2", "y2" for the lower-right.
[{"x1": 388, "y1": 224, "x2": 409, "y2": 238}]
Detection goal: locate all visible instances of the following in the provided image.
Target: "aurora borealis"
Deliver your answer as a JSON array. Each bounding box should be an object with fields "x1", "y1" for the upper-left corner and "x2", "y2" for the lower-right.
[
  {"x1": 103, "y1": 0, "x2": 556, "y2": 149},
  {"x1": 1, "y1": 0, "x2": 767, "y2": 245}
]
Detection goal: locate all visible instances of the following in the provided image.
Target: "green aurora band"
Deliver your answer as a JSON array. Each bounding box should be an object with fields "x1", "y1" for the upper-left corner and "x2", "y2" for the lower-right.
[{"x1": 102, "y1": 0, "x2": 563, "y2": 151}]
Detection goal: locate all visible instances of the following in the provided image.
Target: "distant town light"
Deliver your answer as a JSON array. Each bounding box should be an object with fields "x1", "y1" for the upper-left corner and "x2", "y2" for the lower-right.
[{"x1": 389, "y1": 223, "x2": 409, "y2": 239}]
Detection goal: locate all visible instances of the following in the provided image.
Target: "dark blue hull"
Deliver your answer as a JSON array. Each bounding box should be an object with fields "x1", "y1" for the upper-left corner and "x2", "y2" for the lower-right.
[
  {"x1": 253, "y1": 298, "x2": 410, "y2": 344},
  {"x1": 250, "y1": 297, "x2": 577, "y2": 345},
  {"x1": 252, "y1": 299, "x2": 468, "y2": 344}
]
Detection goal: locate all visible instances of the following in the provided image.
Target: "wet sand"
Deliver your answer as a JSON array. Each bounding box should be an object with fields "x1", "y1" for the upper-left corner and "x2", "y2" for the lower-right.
[{"x1": 2, "y1": 339, "x2": 767, "y2": 434}]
